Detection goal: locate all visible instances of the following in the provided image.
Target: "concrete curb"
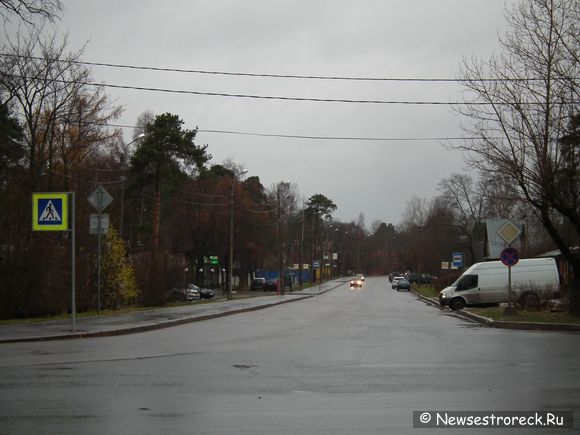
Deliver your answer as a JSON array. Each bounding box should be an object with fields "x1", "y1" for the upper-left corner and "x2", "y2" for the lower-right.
[{"x1": 410, "y1": 289, "x2": 580, "y2": 332}]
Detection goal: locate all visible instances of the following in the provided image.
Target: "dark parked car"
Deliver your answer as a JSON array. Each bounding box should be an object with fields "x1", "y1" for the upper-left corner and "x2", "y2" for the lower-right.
[
  {"x1": 169, "y1": 285, "x2": 201, "y2": 302},
  {"x1": 408, "y1": 273, "x2": 437, "y2": 284},
  {"x1": 251, "y1": 278, "x2": 266, "y2": 290},
  {"x1": 395, "y1": 278, "x2": 411, "y2": 292},
  {"x1": 251, "y1": 277, "x2": 278, "y2": 291},
  {"x1": 194, "y1": 285, "x2": 214, "y2": 299}
]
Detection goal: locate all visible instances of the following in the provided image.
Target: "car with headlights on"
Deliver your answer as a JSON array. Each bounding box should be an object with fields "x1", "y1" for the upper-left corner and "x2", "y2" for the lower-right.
[{"x1": 349, "y1": 277, "x2": 363, "y2": 288}]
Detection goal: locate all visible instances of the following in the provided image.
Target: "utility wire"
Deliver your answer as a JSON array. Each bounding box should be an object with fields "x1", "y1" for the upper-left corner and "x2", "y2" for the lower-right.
[
  {"x1": 81, "y1": 121, "x2": 490, "y2": 142},
  {"x1": 100, "y1": 122, "x2": 485, "y2": 142},
  {"x1": 197, "y1": 129, "x2": 471, "y2": 141},
  {"x1": 0, "y1": 53, "x2": 553, "y2": 83},
  {"x1": 5, "y1": 73, "x2": 523, "y2": 106}
]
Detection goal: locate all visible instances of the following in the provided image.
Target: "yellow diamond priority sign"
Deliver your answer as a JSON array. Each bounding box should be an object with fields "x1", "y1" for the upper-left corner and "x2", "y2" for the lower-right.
[{"x1": 496, "y1": 220, "x2": 521, "y2": 245}]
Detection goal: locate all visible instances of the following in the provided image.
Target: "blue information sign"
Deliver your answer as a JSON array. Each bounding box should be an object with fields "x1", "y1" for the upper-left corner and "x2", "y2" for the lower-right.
[{"x1": 452, "y1": 252, "x2": 463, "y2": 268}]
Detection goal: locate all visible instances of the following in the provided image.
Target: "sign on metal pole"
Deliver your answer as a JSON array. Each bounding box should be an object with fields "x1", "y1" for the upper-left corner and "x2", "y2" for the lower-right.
[
  {"x1": 89, "y1": 214, "x2": 110, "y2": 235},
  {"x1": 500, "y1": 247, "x2": 519, "y2": 267},
  {"x1": 501, "y1": 247, "x2": 519, "y2": 312},
  {"x1": 497, "y1": 220, "x2": 521, "y2": 245},
  {"x1": 452, "y1": 252, "x2": 463, "y2": 269},
  {"x1": 88, "y1": 185, "x2": 113, "y2": 315},
  {"x1": 32, "y1": 192, "x2": 68, "y2": 231},
  {"x1": 31, "y1": 192, "x2": 76, "y2": 333},
  {"x1": 87, "y1": 185, "x2": 113, "y2": 212}
]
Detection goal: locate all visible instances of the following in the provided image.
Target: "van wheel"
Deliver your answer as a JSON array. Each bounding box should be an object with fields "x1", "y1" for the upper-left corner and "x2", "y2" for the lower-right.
[
  {"x1": 519, "y1": 292, "x2": 539, "y2": 310},
  {"x1": 450, "y1": 298, "x2": 466, "y2": 311}
]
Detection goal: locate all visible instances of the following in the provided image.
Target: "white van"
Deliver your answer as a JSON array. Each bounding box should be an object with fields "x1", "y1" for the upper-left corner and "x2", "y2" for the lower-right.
[{"x1": 439, "y1": 258, "x2": 559, "y2": 310}]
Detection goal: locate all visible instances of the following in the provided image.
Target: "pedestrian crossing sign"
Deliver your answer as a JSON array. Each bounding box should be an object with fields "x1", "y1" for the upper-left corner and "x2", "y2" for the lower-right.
[{"x1": 32, "y1": 193, "x2": 68, "y2": 231}]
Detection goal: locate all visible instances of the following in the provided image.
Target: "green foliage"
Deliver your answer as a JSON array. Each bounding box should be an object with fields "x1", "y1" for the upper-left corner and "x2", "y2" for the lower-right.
[
  {"x1": 102, "y1": 228, "x2": 139, "y2": 309},
  {"x1": 0, "y1": 103, "x2": 25, "y2": 186},
  {"x1": 306, "y1": 193, "x2": 337, "y2": 219},
  {"x1": 204, "y1": 164, "x2": 234, "y2": 179},
  {"x1": 130, "y1": 112, "x2": 211, "y2": 185}
]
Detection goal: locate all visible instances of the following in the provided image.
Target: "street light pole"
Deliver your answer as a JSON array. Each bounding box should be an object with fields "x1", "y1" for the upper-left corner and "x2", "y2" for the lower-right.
[
  {"x1": 228, "y1": 168, "x2": 247, "y2": 300},
  {"x1": 299, "y1": 199, "x2": 305, "y2": 287},
  {"x1": 119, "y1": 133, "x2": 144, "y2": 240},
  {"x1": 276, "y1": 181, "x2": 290, "y2": 295}
]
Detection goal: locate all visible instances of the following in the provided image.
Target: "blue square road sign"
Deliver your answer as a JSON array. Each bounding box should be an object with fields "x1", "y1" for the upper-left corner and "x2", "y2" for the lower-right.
[{"x1": 32, "y1": 193, "x2": 68, "y2": 231}]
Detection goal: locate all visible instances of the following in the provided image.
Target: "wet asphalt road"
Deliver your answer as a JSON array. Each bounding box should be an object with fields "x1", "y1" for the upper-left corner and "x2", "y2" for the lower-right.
[{"x1": 1, "y1": 277, "x2": 579, "y2": 434}]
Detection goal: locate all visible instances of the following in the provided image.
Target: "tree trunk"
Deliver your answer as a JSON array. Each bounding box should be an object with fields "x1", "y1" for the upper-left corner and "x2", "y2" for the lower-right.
[
  {"x1": 539, "y1": 207, "x2": 580, "y2": 315},
  {"x1": 151, "y1": 178, "x2": 161, "y2": 251},
  {"x1": 568, "y1": 259, "x2": 580, "y2": 316}
]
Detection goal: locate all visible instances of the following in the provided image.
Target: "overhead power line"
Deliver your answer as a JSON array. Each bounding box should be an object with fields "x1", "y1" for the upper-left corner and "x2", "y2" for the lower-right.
[
  {"x1": 0, "y1": 53, "x2": 552, "y2": 83},
  {"x1": 6, "y1": 73, "x2": 531, "y2": 106},
  {"x1": 89, "y1": 121, "x2": 484, "y2": 142},
  {"x1": 197, "y1": 129, "x2": 470, "y2": 141}
]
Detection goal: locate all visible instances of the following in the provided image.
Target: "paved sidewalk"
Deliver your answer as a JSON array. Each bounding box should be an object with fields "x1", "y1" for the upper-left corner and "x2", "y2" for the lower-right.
[{"x1": 0, "y1": 280, "x2": 345, "y2": 343}]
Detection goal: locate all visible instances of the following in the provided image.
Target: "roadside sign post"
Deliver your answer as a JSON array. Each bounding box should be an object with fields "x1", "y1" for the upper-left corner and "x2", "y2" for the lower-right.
[
  {"x1": 71, "y1": 192, "x2": 76, "y2": 333},
  {"x1": 451, "y1": 252, "x2": 463, "y2": 270},
  {"x1": 88, "y1": 185, "x2": 113, "y2": 315},
  {"x1": 500, "y1": 247, "x2": 520, "y2": 314},
  {"x1": 313, "y1": 261, "x2": 321, "y2": 292},
  {"x1": 32, "y1": 192, "x2": 76, "y2": 333},
  {"x1": 497, "y1": 220, "x2": 521, "y2": 315}
]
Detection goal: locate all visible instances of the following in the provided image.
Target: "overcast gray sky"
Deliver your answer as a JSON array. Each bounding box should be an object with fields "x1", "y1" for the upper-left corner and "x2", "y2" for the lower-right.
[{"x1": 47, "y1": 0, "x2": 514, "y2": 225}]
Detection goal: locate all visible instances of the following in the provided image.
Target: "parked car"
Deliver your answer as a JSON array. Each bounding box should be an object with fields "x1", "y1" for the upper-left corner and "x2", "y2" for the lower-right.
[
  {"x1": 251, "y1": 277, "x2": 266, "y2": 290},
  {"x1": 389, "y1": 272, "x2": 403, "y2": 282},
  {"x1": 407, "y1": 273, "x2": 436, "y2": 284},
  {"x1": 184, "y1": 284, "x2": 202, "y2": 301},
  {"x1": 191, "y1": 285, "x2": 214, "y2": 299},
  {"x1": 251, "y1": 278, "x2": 278, "y2": 291},
  {"x1": 395, "y1": 278, "x2": 411, "y2": 292},
  {"x1": 391, "y1": 277, "x2": 405, "y2": 290},
  {"x1": 169, "y1": 285, "x2": 201, "y2": 302}
]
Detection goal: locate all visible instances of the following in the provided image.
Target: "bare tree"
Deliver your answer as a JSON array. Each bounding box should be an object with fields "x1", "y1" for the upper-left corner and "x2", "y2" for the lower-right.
[
  {"x1": 397, "y1": 196, "x2": 429, "y2": 272},
  {"x1": 0, "y1": 31, "x2": 121, "y2": 190},
  {"x1": 455, "y1": 0, "x2": 579, "y2": 313},
  {"x1": 267, "y1": 181, "x2": 299, "y2": 291},
  {"x1": 399, "y1": 195, "x2": 429, "y2": 233},
  {"x1": 438, "y1": 173, "x2": 488, "y2": 262},
  {"x1": 0, "y1": 0, "x2": 63, "y2": 25}
]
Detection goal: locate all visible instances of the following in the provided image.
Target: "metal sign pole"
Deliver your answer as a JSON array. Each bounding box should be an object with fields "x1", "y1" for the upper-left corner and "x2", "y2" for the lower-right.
[
  {"x1": 508, "y1": 264, "x2": 512, "y2": 308},
  {"x1": 87, "y1": 184, "x2": 113, "y2": 316},
  {"x1": 71, "y1": 191, "x2": 76, "y2": 333},
  {"x1": 97, "y1": 190, "x2": 102, "y2": 315}
]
